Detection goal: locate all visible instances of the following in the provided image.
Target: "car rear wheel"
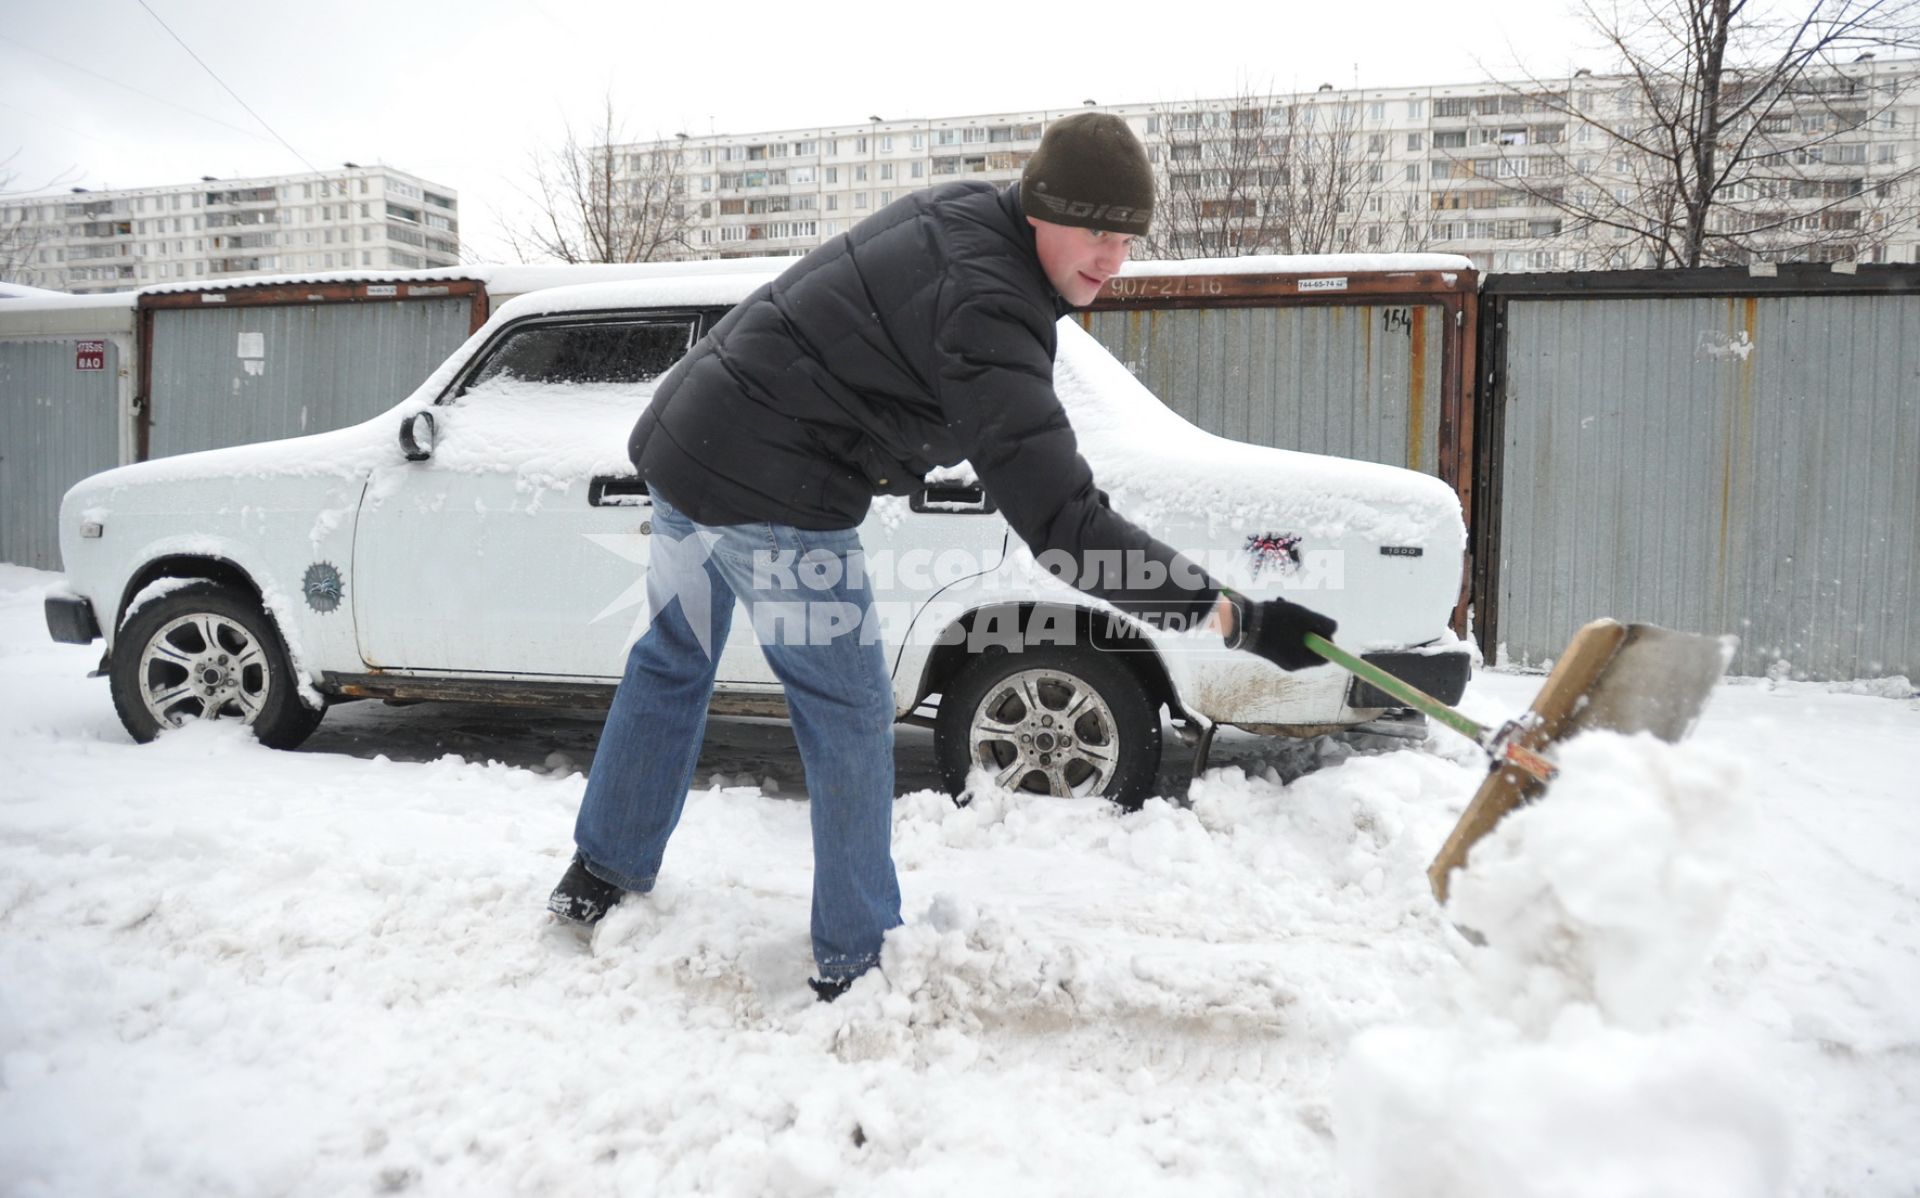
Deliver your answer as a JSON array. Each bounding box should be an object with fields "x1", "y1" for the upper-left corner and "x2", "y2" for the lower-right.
[
  {"x1": 934, "y1": 645, "x2": 1161, "y2": 811},
  {"x1": 109, "y1": 581, "x2": 324, "y2": 749}
]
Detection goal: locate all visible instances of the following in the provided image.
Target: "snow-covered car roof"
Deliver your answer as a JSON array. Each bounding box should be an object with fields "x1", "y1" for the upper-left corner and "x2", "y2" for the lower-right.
[{"x1": 486, "y1": 271, "x2": 785, "y2": 324}]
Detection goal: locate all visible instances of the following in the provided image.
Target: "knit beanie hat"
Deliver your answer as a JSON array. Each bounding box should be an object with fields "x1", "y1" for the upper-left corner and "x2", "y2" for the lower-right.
[{"x1": 1020, "y1": 113, "x2": 1154, "y2": 233}]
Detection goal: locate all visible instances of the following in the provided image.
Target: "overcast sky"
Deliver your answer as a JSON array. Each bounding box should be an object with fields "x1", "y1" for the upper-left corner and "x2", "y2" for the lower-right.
[{"x1": 1, "y1": 0, "x2": 1607, "y2": 259}]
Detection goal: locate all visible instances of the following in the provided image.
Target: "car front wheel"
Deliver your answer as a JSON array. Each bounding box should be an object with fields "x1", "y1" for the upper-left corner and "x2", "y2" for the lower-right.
[
  {"x1": 109, "y1": 581, "x2": 324, "y2": 749},
  {"x1": 934, "y1": 645, "x2": 1161, "y2": 811}
]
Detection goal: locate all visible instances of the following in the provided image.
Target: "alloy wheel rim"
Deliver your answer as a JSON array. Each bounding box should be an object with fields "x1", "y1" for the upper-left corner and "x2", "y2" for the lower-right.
[
  {"x1": 137, "y1": 612, "x2": 271, "y2": 729},
  {"x1": 968, "y1": 667, "x2": 1121, "y2": 798}
]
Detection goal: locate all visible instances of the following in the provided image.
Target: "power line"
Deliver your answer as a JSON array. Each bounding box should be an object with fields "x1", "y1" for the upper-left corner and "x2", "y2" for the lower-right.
[
  {"x1": 0, "y1": 32, "x2": 278, "y2": 143},
  {"x1": 133, "y1": 0, "x2": 320, "y2": 174}
]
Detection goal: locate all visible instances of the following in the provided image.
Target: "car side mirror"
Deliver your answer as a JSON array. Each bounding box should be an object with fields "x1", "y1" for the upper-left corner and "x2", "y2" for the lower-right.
[{"x1": 399, "y1": 411, "x2": 437, "y2": 462}]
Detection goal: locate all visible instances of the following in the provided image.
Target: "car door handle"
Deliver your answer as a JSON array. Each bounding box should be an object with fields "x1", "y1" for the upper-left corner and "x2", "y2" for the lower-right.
[
  {"x1": 588, "y1": 475, "x2": 650, "y2": 507},
  {"x1": 911, "y1": 482, "x2": 994, "y2": 514}
]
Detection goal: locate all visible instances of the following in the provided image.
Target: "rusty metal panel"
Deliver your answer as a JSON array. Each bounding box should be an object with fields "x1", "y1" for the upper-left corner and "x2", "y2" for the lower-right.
[
  {"x1": 145, "y1": 296, "x2": 474, "y2": 459},
  {"x1": 1081, "y1": 303, "x2": 1446, "y2": 476},
  {"x1": 1494, "y1": 294, "x2": 1918, "y2": 681},
  {"x1": 0, "y1": 338, "x2": 122, "y2": 570}
]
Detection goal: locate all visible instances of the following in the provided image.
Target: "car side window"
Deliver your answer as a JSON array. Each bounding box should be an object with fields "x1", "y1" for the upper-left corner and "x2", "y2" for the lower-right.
[{"x1": 463, "y1": 319, "x2": 697, "y2": 394}]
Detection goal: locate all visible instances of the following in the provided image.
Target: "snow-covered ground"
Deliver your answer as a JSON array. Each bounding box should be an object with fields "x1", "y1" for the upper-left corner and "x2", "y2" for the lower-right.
[{"x1": 1, "y1": 561, "x2": 1915, "y2": 1197}]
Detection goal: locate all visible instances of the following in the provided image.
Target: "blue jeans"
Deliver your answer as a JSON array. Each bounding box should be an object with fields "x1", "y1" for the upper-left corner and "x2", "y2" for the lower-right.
[{"x1": 572, "y1": 492, "x2": 902, "y2": 982}]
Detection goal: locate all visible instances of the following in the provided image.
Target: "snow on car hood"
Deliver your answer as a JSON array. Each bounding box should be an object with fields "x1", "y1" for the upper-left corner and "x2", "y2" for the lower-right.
[{"x1": 1055, "y1": 320, "x2": 1461, "y2": 546}]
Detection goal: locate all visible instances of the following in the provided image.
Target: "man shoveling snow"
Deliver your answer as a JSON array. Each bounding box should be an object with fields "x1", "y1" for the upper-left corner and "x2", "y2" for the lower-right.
[{"x1": 547, "y1": 114, "x2": 1337, "y2": 998}]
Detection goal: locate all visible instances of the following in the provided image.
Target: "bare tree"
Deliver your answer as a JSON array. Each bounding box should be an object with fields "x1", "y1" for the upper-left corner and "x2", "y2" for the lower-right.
[
  {"x1": 1145, "y1": 87, "x2": 1426, "y2": 260},
  {"x1": 1478, "y1": 0, "x2": 1920, "y2": 267},
  {"x1": 1, "y1": 151, "x2": 75, "y2": 286},
  {"x1": 506, "y1": 96, "x2": 693, "y2": 264}
]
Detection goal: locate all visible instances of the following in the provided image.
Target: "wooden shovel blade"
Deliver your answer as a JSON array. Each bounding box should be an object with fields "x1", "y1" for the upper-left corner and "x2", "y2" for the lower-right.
[{"x1": 1426, "y1": 620, "x2": 1735, "y2": 903}]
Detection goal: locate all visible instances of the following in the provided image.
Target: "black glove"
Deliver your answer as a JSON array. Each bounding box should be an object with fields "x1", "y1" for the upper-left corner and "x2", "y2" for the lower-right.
[{"x1": 1221, "y1": 589, "x2": 1338, "y2": 672}]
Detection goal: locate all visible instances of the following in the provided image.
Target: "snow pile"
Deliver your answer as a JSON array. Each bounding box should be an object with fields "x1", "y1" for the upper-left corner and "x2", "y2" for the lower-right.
[
  {"x1": 1334, "y1": 732, "x2": 1788, "y2": 1198},
  {"x1": 3, "y1": 563, "x2": 1917, "y2": 1196}
]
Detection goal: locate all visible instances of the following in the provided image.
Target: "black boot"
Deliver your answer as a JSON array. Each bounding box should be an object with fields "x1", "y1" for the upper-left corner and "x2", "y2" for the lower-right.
[
  {"x1": 808, "y1": 975, "x2": 857, "y2": 1003},
  {"x1": 547, "y1": 853, "x2": 625, "y2": 925}
]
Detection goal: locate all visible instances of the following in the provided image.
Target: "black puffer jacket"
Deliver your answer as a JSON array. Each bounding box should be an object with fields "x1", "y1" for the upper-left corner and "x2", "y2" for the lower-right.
[{"x1": 630, "y1": 181, "x2": 1218, "y2": 621}]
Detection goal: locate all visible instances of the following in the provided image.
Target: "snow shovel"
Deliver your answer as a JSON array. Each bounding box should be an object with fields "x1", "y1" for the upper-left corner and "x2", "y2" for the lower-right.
[{"x1": 1304, "y1": 620, "x2": 1734, "y2": 904}]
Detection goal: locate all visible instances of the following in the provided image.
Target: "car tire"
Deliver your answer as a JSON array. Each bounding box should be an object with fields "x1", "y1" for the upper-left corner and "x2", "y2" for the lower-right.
[
  {"x1": 109, "y1": 581, "x2": 324, "y2": 749},
  {"x1": 934, "y1": 645, "x2": 1162, "y2": 811}
]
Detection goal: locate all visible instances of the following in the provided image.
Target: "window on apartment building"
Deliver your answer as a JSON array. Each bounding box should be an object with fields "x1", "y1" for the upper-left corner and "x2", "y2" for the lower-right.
[
  {"x1": 855, "y1": 192, "x2": 869, "y2": 208},
  {"x1": 1369, "y1": 133, "x2": 1386, "y2": 152},
  {"x1": 856, "y1": 137, "x2": 868, "y2": 154},
  {"x1": 881, "y1": 136, "x2": 893, "y2": 151},
  {"x1": 911, "y1": 133, "x2": 924, "y2": 149},
  {"x1": 911, "y1": 161, "x2": 925, "y2": 179},
  {"x1": 1406, "y1": 164, "x2": 1422, "y2": 182},
  {"x1": 826, "y1": 195, "x2": 839, "y2": 211},
  {"x1": 854, "y1": 165, "x2": 867, "y2": 182},
  {"x1": 1407, "y1": 99, "x2": 1425, "y2": 119},
  {"x1": 792, "y1": 166, "x2": 816, "y2": 183},
  {"x1": 1368, "y1": 102, "x2": 1386, "y2": 120},
  {"x1": 879, "y1": 163, "x2": 893, "y2": 180},
  {"x1": 878, "y1": 191, "x2": 891, "y2": 205},
  {"x1": 1367, "y1": 163, "x2": 1384, "y2": 182},
  {"x1": 825, "y1": 166, "x2": 838, "y2": 184},
  {"x1": 1434, "y1": 130, "x2": 1466, "y2": 148},
  {"x1": 1407, "y1": 132, "x2": 1424, "y2": 151}
]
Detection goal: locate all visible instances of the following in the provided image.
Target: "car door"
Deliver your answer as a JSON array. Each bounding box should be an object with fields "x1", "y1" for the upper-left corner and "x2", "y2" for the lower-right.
[{"x1": 351, "y1": 312, "x2": 712, "y2": 679}]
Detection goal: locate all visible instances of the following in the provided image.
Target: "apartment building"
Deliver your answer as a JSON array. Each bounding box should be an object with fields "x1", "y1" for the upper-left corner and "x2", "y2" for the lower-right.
[
  {"x1": 616, "y1": 56, "x2": 1919, "y2": 271},
  {"x1": 1, "y1": 165, "x2": 459, "y2": 294}
]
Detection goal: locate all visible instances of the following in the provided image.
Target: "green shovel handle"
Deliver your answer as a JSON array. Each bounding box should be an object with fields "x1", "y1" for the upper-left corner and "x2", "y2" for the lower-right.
[{"x1": 1303, "y1": 632, "x2": 1488, "y2": 743}]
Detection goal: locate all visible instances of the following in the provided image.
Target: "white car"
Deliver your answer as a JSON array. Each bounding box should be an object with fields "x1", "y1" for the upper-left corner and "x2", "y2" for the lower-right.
[{"x1": 46, "y1": 272, "x2": 1471, "y2": 807}]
